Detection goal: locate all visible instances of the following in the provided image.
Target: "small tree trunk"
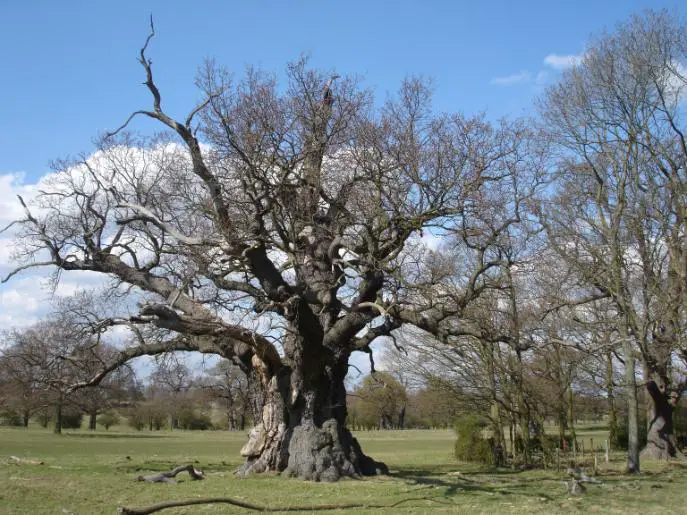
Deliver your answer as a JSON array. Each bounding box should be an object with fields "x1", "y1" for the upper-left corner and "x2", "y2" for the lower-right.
[
  {"x1": 54, "y1": 402, "x2": 63, "y2": 435},
  {"x1": 624, "y1": 341, "x2": 640, "y2": 473},
  {"x1": 568, "y1": 386, "x2": 577, "y2": 451},
  {"x1": 606, "y1": 350, "x2": 618, "y2": 449},
  {"x1": 640, "y1": 380, "x2": 681, "y2": 460},
  {"x1": 22, "y1": 410, "x2": 30, "y2": 428},
  {"x1": 89, "y1": 411, "x2": 97, "y2": 430},
  {"x1": 558, "y1": 405, "x2": 567, "y2": 446}
]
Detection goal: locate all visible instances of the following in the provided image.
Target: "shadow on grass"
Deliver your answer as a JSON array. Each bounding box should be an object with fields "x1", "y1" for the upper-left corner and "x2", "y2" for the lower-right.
[
  {"x1": 390, "y1": 466, "x2": 556, "y2": 502},
  {"x1": 64, "y1": 432, "x2": 169, "y2": 439}
]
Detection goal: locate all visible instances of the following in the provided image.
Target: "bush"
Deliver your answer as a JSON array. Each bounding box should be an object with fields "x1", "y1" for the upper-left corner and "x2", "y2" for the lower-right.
[
  {"x1": 60, "y1": 409, "x2": 83, "y2": 429},
  {"x1": 0, "y1": 408, "x2": 22, "y2": 427},
  {"x1": 454, "y1": 415, "x2": 493, "y2": 465},
  {"x1": 97, "y1": 411, "x2": 120, "y2": 430},
  {"x1": 126, "y1": 406, "x2": 147, "y2": 431},
  {"x1": 178, "y1": 407, "x2": 214, "y2": 430}
]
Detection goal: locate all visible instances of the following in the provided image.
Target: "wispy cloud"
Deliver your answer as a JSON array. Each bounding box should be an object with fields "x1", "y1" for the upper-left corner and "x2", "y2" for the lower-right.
[
  {"x1": 490, "y1": 71, "x2": 532, "y2": 86},
  {"x1": 543, "y1": 53, "x2": 583, "y2": 70}
]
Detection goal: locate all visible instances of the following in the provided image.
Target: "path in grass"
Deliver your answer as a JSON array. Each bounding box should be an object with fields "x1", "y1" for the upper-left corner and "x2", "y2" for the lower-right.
[{"x1": 1, "y1": 427, "x2": 685, "y2": 514}]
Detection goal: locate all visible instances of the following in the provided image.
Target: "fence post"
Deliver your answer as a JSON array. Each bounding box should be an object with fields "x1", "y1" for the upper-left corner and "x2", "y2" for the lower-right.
[{"x1": 605, "y1": 439, "x2": 610, "y2": 463}]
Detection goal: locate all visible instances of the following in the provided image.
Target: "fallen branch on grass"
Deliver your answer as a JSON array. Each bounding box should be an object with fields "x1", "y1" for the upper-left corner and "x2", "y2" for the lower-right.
[
  {"x1": 135, "y1": 464, "x2": 205, "y2": 483},
  {"x1": 7, "y1": 456, "x2": 44, "y2": 465},
  {"x1": 119, "y1": 496, "x2": 447, "y2": 514}
]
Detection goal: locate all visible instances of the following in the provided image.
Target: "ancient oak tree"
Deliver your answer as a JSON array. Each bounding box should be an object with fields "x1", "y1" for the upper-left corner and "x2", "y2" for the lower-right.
[{"x1": 3, "y1": 25, "x2": 535, "y2": 480}]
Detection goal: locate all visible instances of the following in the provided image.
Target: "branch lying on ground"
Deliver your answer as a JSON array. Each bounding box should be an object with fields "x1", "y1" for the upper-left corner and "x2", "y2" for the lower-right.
[
  {"x1": 119, "y1": 496, "x2": 448, "y2": 515},
  {"x1": 7, "y1": 456, "x2": 44, "y2": 465},
  {"x1": 136, "y1": 464, "x2": 205, "y2": 483}
]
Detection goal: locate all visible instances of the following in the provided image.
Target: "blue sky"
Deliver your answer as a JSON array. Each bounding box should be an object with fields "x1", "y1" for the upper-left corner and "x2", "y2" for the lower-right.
[
  {"x1": 2, "y1": 0, "x2": 684, "y2": 182},
  {"x1": 0, "y1": 1, "x2": 685, "y2": 376}
]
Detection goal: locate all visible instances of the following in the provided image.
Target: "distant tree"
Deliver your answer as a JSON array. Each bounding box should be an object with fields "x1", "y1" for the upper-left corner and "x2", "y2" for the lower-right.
[
  {"x1": 199, "y1": 360, "x2": 257, "y2": 430},
  {"x1": 149, "y1": 357, "x2": 193, "y2": 430},
  {"x1": 2, "y1": 320, "x2": 83, "y2": 434},
  {"x1": 353, "y1": 373, "x2": 407, "y2": 429},
  {"x1": 540, "y1": 9, "x2": 687, "y2": 471},
  {"x1": 0, "y1": 346, "x2": 47, "y2": 427},
  {"x1": 97, "y1": 410, "x2": 120, "y2": 430}
]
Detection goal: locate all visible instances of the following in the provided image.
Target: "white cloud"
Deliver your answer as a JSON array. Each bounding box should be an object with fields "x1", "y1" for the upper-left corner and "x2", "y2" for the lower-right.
[
  {"x1": 0, "y1": 170, "x2": 112, "y2": 332},
  {"x1": 535, "y1": 70, "x2": 550, "y2": 85},
  {"x1": 666, "y1": 60, "x2": 687, "y2": 105},
  {"x1": 490, "y1": 71, "x2": 533, "y2": 86},
  {"x1": 543, "y1": 53, "x2": 583, "y2": 70},
  {"x1": 421, "y1": 231, "x2": 445, "y2": 251}
]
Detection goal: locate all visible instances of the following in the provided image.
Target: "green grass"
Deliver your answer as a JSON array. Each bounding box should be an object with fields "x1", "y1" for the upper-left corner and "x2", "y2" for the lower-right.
[{"x1": 0, "y1": 426, "x2": 685, "y2": 514}]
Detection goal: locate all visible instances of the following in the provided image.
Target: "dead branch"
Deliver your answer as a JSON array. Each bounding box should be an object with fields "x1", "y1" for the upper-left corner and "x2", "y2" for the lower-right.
[
  {"x1": 7, "y1": 456, "x2": 44, "y2": 465},
  {"x1": 119, "y1": 496, "x2": 446, "y2": 514},
  {"x1": 135, "y1": 464, "x2": 205, "y2": 484}
]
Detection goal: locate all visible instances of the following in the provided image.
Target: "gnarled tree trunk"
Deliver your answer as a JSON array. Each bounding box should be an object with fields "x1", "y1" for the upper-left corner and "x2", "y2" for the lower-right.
[
  {"x1": 236, "y1": 342, "x2": 386, "y2": 481},
  {"x1": 641, "y1": 380, "x2": 681, "y2": 460}
]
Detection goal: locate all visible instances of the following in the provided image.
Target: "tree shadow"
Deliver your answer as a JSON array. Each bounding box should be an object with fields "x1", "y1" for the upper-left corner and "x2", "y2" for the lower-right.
[
  {"x1": 389, "y1": 467, "x2": 556, "y2": 501},
  {"x1": 64, "y1": 432, "x2": 169, "y2": 439}
]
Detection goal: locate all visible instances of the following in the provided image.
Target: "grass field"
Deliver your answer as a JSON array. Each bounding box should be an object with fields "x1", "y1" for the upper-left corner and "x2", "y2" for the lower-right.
[{"x1": 1, "y1": 426, "x2": 686, "y2": 514}]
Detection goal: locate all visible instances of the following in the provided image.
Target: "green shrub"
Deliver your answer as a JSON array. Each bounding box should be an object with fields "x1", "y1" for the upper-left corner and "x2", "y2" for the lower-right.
[
  {"x1": 97, "y1": 411, "x2": 120, "y2": 430},
  {"x1": 454, "y1": 415, "x2": 493, "y2": 465},
  {"x1": 0, "y1": 408, "x2": 22, "y2": 427},
  {"x1": 60, "y1": 409, "x2": 83, "y2": 429},
  {"x1": 126, "y1": 406, "x2": 146, "y2": 431},
  {"x1": 178, "y1": 407, "x2": 214, "y2": 430}
]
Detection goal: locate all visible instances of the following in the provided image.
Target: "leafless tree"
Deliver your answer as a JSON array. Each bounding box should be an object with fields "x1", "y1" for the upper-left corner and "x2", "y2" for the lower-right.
[
  {"x1": 2, "y1": 319, "x2": 87, "y2": 433},
  {"x1": 198, "y1": 360, "x2": 257, "y2": 430},
  {"x1": 2, "y1": 21, "x2": 544, "y2": 479},
  {"x1": 539, "y1": 9, "x2": 687, "y2": 470}
]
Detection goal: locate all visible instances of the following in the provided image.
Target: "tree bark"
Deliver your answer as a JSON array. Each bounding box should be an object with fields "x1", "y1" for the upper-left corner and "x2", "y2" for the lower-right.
[
  {"x1": 640, "y1": 380, "x2": 681, "y2": 460},
  {"x1": 606, "y1": 350, "x2": 617, "y2": 449},
  {"x1": 54, "y1": 402, "x2": 62, "y2": 435},
  {"x1": 235, "y1": 347, "x2": 387, "y2": 481},
  {"x1": 568, "y1": 386, "x2": 577, "y2": 451},
  {"x1": 624, "y1": 341, "x2": 640, "y2": 473}
]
